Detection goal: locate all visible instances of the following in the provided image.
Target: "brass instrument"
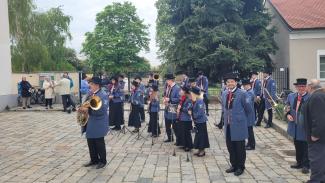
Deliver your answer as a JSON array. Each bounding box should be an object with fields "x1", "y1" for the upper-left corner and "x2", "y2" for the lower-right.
[
  {"x1": 263, "y1": 88, "x2": 278, "y2": 108},
  {"x1": 77, "y1": 95, "x2": 102, "y2": 126}
]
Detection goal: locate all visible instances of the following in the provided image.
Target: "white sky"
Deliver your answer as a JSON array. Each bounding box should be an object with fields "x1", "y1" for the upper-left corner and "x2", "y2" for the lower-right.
[{"x1": 34, "y1": 0, "x2": 160, "y2": 66}]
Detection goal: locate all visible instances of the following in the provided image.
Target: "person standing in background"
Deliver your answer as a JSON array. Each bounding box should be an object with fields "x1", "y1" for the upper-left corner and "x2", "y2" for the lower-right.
[
  {"x1": 21, "y1": 76, "x2": 32, "y2": 109},
  {"x1": 304, "y1": 81, "x2": 325, "y2": 182},
  {"x1": 43, "y1": 77, "x2": 55, "y2": 109}
]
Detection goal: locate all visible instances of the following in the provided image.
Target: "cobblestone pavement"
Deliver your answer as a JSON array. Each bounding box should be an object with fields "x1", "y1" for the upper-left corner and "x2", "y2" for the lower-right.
[{"x1": 0, "y1": 107, "x2": 309, "y2": 183}]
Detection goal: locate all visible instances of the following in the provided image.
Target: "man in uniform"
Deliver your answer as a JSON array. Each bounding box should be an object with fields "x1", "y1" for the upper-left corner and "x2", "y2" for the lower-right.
[
  {"x1": 285, "y1": 78, "x2": 310, "y2": 174},
  {"x1": 196, "y1": 71, "x2": 209, "y2": 116},
  {"x1": 80, "y1": 77, "x2": 109, "y2": 169},
  {"x1": 163, "y1": 73, "x2": 181, "y2": 143},
  {"x1": 222, "y1": 73, "x2": 252, "y2": 176},
  {"x1": 256, "y1": 68, "x2": 276, "y2": 128},
  {"x1": 242, "y1": 79, "x2": 256, "y2": 150},
  {"x1": 250, "y1": 71, "x2": 261, "y2": 121}
]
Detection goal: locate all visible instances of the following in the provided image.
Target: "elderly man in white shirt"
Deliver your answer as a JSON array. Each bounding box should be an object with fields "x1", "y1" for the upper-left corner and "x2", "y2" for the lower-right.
[{"x1": 57, "y1": 74, "x2": 76, "y2": 113}]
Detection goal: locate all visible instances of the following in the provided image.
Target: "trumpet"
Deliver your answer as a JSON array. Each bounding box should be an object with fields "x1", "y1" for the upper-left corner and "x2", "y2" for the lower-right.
[
  {"x1": 77, "y1": 95, "x2": 102, "y2": 126},
  {"x1": 264, "y1": 88, "x2": 278, "y2": 108}
]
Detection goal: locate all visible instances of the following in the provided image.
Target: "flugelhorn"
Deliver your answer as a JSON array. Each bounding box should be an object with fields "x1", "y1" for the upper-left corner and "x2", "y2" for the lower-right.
[{"x1": 77, "y1": 95, "x2": 102, "y2": 126}]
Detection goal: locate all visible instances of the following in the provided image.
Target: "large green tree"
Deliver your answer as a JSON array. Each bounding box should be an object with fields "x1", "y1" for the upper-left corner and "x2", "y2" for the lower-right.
[
  {"x1": 9, "y1": 0, "x2": 76, "y2": 72},
  {"x1": 156, "y1": 0, "x2": 277, "y2": 80},
  {"x1": 82, "y1": 2, "x2": 150, "y2": 75}
]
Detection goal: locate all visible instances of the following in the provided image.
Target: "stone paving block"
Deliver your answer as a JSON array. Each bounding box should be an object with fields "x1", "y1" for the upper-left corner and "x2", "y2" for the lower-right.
[{"x1": 0, "y1": 108, "x2": 310, "y2": 183}]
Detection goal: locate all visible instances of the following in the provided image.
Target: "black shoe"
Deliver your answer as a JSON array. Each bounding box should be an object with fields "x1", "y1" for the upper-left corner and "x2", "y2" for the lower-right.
[
  {"x1": 234, "y1": 168, "x2": 244, "y2": 176},
  {"x1": 246, "y1": 146, "x2": 255, "y2": 150},
  {"x1": 184, "y1": 148, "x2": 191, "y2": 152},
  {"x1": 197, "y1": 151, "x2": 205, "y2": 157},
  {"x1": 164, "y1": 139, "x2": 171, "y2": 143},
  {"x1": 302, "y1": 167, "x2": 309, "y2": 174},
  {"x1": 83, "y1": 161, "x2": 98, "y2": 167},
  {"x1": 206, "y1": 113, "x2": 209, "y2": 116},
  {"x1": 23, "y1": 107, "x2": 26, "y2": 109},
  {"x1": 67, "y1": 109, "x2": 71, "y2": 114},
  {"x1": 72, "y1": 108, "x2": 76, "y2": 112},
  {"x1": 96, "y1": 162, "x2": 106, "y2": 169},
  {"x1": 152, "y1": 135, "x2": 158, "y2": 138},
  {"x1": 50, "y1": 106, "x2": 53, "y2": 109},
  {"x1": 27, "y1": 106, "x2": 32, "y2": 108},
  {"x1": 264, "y1": 124, "x2": 272, "y2": 128},
  {"x1": 132, "y1": 128, "x2": 139, "y2": 133},
  {"x1": 290, "y1": 164, "x2": 302, "y2": 169},
  {"x1": 45, "y1": 107, "x2": 48, "y2": 110},
  {"x1": 255, "y1": 122, "x2": 261, "y2": 126},
  {"x1": 112, "y1": 126, "x2": 121, "y2": 131},
  {"x1": 226, "y1": 167, "x2": 236, "y2": 173}
]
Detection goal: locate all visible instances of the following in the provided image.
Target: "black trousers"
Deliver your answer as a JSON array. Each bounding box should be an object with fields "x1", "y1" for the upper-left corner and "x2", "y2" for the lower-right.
[
  {"x1": 294, "y1": 140, "x2": 309, "y2": 168},
  {"x1": 148, "y1": 112, "x2": 160, "y2": 136},
  {"x1": 254, "y1": 102, "x2": 259, "y2": 120},
  {"x1": 45, "y1": 99, "x2": 52, "y2": 107},
  {"x1": 203, "y1": 94, "x2": 209, "y2": 115},
  {"x1": 61, "y1": 94, "x2": 75, "y2": 111},
  {"x1": 128, "y1": 104, "x2": 141, "y2": 128},
  {"x1": 256, "y1": 98, "x2": 273, "y2": 125},
  {"x1": 140, "y1": 106, "x2": 145, "y2": 122},
  {"x1": 87, "y1": 137, "x2": 106, "y2": 164},
  {"x1": 165, "y1": 117, "x2": 177, "y2": 141},
  {"x1": 308, "y1": 142, "x2": 325, "y2": 182},
  {"x1": 109, "y1": 102, "x2": 123, "y2": 129},
  {"x1": 226, "y1": 125, "x2": 246, "y2": 170},
  {"x1": 247, "y1": 126, "x2": 256, "y2": 148},
  {"x1": 182, "y1": 122, "x2": 193, "y2": 149}
]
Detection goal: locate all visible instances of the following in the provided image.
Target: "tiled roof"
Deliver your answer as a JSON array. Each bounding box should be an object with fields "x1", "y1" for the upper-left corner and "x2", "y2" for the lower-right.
[{"x1": 269, "y1": 0, "x2": 325, "y2": 30}]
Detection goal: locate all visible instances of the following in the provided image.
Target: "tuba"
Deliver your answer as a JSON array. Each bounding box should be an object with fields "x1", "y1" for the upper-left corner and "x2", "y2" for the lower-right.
[{"x1": 77, "y1": 95, "x2": 102, "y2": 126}]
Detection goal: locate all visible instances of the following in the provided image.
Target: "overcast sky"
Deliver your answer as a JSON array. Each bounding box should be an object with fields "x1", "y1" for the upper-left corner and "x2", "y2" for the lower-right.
[{"x1": 34, "y1": 0, "x2": 160, "y2": 66}]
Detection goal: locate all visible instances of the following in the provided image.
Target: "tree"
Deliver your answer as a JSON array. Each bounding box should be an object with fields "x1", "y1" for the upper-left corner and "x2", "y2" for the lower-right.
[
  {"x1": 156, "y1": 0, "x2": 278, "y2": 80},
  {"x1": 9, "y1": 0, "x2": 76, "y2": 72},
  {"x1": 82, "y1": 2, "x2": 150, "y2": 75}
]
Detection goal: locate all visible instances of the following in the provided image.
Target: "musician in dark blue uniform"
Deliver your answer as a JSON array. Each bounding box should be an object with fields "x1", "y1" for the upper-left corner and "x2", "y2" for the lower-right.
[
  {"x1": 191, "y1": 86, "x2": 209, "y2": 157},
  {"x1": 222, "y1": 73, "x2": 253, "y2": 176},
  {"x1": 163, "y1": 74, "x2": 181, "y2": 143},
  {"x1": 242, "y1": 79, "x2": 256, "y2": 150},
  {"x1": 256, "y1": 68, "x2": 277, "y2": 128},
  {"x1": 196, "y1": 71, "x2": 209, "y2": 116},
  {"x1": 285, "y1": 78, "x2": 310, "y2": 174},
  {"x1": 250, "y1": 71, "x2": 261, "y2": 120},
  {"x1": 181, "y1": 72, "x2": 190, "y2": 88},
  {"x1": 80, "y1": 77, "x2": 109, "y2": 169},
  {"x1": 148, "y1": 85, "x2": 161, "y2": 137},
  {"x1": 177, "y1": 86, "x2": 193, "y2": 151},
  {"x1": 135, "y1": 76, "x2": 145, "y2": 122},
  {"x1": 128, "y1": 80, "x2": 142, "y2": 132},
  {"x1": 108, "y1": 76, "x2": 124, "y2": 130}
]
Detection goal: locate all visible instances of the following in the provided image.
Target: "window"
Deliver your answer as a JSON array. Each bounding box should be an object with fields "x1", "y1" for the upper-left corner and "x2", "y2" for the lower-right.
[
  {"x1": 317, "y1": 50, "x2": 325, "y2": 80},
  {"x1": 320, "y1": 56, "x2": 325, "y2": 79}
]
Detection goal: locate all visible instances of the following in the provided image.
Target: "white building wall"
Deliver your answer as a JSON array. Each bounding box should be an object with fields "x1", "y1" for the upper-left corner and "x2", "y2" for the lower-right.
[{"x1": 0, "y1": 0, "x2": 15, "y2": 110}]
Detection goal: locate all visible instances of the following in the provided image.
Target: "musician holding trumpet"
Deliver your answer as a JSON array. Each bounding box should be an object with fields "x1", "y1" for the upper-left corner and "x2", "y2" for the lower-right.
[
  {"x1": 78, "y1": 77, "x2": 109, "y2": 169},
  {"x1": 256, "y1": 68, "x2": 277, "y2": 128}
]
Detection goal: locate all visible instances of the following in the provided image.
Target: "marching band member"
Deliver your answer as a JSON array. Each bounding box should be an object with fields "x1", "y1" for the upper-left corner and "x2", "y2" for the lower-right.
[
  {"x1": 177, "y1": 86, "x2": 193, "y2": 151},
  {"x1": 163, "y1": 74, "x2": 181, "y2": 143},
  {"x1": 285, "y1": 78, "x2": 310, "y2": 174},
  {"x1": 191, "y1": 86, "x2": 209, "y2": 157},
  {"x1": 108, "y1": 76, "x2": 124, "y2": 130},
  {"x1": 128, "y1": 80, "x2": 142, "y2": 132},
  {"x1": 256, "y1": 68, "x2": 276, "y2": 128},
  {"x1": 181, "y1": 72, "x2": 190, "y2": 88},
  {"x1": 148, "y1": 85, "x2": 160, "y2": 137},
  {"x1": 135, "y1": 76, "x2": 146, "y2": 122},
  {"x1": 242, "y1": 79, "x2": 256, "y2": 150},
  {"x1": 196, "y1": 71, "x2": 209, "y2": 116},
  {"x1": 80, "y1": 77, "x2": 109, "y2": 169},
  {"x1": 250, "y1": 71, "x2": 261, "y2": 120},
  {"x1": 222, "y1": 73, "x2": 252, "y2": 176}
]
